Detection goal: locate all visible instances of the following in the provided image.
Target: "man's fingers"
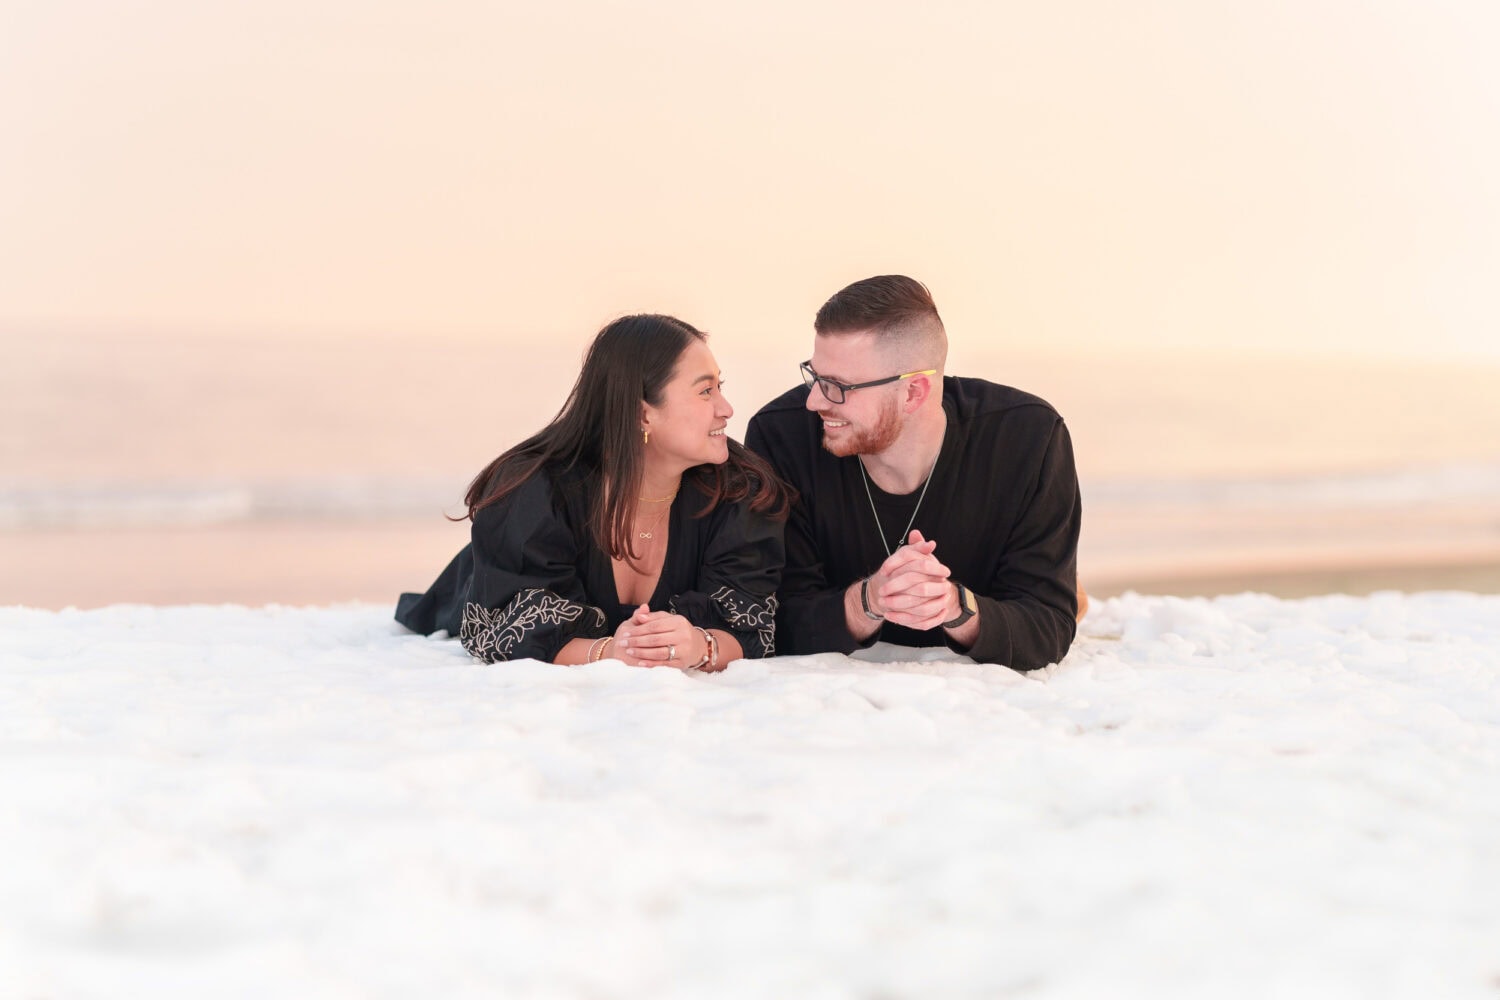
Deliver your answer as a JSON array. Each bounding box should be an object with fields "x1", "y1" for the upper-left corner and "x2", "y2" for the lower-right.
[
  {"x1": 874, "y1": 565, "x2": 948, "y2": 597},
  {"x1": 883, "y1": 574, "x2": 952, "y2": 595},
  {"x1": 879, "y1": 572, "x2": 951, "y2": 601},
  {"x1": 881, "y1": 593, "x2": 951, "y2": 616},
  {"x1": 884, "y1": 592, "x2": 949, "y2": 616},
  {"x1": 880, "y1": 539, "x2": 937, "y2": 573},
  {"x1": 885, "y1": 549, "x2": 951, "y2": 577},
  {"x1": 876, "y1": 546, "x2": 935, "y2": 581},
  {"x1": 884, "y1": 599, "x2": 952, "y2": 629}
]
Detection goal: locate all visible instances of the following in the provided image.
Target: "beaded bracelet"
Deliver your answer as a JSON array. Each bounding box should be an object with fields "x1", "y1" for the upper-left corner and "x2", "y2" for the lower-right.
[{"x1": 589, "y1": 636, "x2": 613, "y2": 662}]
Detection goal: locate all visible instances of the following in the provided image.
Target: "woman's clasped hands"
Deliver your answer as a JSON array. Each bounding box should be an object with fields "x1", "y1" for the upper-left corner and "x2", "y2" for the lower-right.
[{"x1": 614, "y1": 604, "x2": 716, "y2": 671}]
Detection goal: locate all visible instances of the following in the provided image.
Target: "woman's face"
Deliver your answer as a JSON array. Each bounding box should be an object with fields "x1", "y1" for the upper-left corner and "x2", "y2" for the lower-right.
[{"x1": 641, "y1": 339, "x2": 733, "y2": 472}]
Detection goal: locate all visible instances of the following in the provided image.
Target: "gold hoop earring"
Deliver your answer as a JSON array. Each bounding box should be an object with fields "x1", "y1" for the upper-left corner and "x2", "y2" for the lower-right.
[{"x1": 642, "y1": 428, "x2": 650, "y2": 446}]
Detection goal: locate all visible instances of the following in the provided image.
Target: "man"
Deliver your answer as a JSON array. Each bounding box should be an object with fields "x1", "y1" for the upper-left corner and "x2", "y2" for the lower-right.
[{"x1": 744, "y1": 275, "x2": 1082, "y2": 670}]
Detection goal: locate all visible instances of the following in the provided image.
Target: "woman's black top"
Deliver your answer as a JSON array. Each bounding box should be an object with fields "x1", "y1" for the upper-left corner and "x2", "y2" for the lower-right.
[{"x1": 395, "y1": 464, "x2": 784, "y2": 663}]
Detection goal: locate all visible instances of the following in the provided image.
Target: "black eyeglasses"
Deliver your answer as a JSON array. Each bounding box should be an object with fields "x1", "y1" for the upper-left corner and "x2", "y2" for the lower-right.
[{"x1": 800, "y1": 361, "x2": 937, "y2": 404}]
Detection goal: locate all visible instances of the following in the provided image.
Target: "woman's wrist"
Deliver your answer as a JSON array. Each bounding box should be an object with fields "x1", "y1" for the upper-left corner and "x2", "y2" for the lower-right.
[{"x1": 689, "y1": 627, "x2": 718, "y2": 671}]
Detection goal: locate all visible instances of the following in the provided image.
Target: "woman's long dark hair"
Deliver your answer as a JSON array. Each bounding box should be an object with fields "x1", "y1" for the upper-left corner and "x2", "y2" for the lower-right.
[{"x1": 463, "y1": 314, "x2": 791, "y2": 563}]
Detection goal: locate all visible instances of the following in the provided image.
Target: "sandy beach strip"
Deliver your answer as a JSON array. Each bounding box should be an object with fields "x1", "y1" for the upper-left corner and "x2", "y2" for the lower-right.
[
  {"x1": 0, "y1": 519, "x2": 468, "y2": 610},
  {"x1": 5, "y1": 513, "x2": 1499, "y2": 611}
]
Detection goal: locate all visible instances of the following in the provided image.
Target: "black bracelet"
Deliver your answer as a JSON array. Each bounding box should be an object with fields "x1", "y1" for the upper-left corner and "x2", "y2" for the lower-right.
[
  {"x1": 941, "y1": 582, "x2": 978, "y2": 629},
  {"x1": 859, "y1": 577, "x2": 884, "y2": 621}
]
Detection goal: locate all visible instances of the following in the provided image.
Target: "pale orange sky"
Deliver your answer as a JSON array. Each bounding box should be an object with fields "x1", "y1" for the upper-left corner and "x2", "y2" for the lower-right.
[{"x1": 3, "y1": 0, "x2": 1499, "y2": 360}]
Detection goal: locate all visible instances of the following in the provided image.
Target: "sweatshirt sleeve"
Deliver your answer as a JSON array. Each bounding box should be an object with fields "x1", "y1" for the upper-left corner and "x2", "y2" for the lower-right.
[
  {"x1": 961, "y1": 418, "x2": 1081, "y2": 670},
  {"x1": 459, "y1": 473, "x2": 609, "y2": 663},
  {"x1": 666, "y1": 498, "x2": 785, "y2": 658}
]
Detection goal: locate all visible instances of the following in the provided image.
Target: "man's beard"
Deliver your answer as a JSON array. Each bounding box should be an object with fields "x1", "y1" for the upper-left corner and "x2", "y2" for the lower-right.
[{"x1": 821, "y1": 395, "x2": 902, "y2": 458}]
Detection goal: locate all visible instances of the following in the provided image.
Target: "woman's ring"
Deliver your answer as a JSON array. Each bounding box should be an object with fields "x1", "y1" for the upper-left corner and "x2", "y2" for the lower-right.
[{"x1": 667, "y1": 644, "x2": 676, "y2": 661}]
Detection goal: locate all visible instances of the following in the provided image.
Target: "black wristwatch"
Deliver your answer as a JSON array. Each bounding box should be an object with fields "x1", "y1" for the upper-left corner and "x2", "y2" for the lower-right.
[{"x1": 941, "y1": 582, "x2": 977, "y2": 629}]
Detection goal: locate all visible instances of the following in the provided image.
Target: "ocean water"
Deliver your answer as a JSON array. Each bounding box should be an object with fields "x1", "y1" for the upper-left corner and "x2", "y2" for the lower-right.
[{"x1": 5, "y1": 328, "x2": 1500, "y2": 606}]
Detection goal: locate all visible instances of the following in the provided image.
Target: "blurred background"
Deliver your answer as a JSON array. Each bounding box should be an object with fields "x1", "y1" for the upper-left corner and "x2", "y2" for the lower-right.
[{"x1": 4, "y1": 0, "x2": 1499, "y2": 608}]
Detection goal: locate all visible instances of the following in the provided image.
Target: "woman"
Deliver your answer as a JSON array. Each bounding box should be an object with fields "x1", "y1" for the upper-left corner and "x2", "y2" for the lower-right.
[{"x1": 396, "y1": 314, "x2": 789, "y2": 670}]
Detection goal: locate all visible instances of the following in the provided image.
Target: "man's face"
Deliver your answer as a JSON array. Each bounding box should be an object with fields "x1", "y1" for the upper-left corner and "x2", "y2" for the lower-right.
[{"x1": 804, "y1": 332, "x2": 906, "y2": 458}]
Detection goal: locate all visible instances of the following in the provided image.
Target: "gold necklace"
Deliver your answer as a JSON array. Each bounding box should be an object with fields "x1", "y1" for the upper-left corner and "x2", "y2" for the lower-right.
[
  {"x1": 636, "y1": 503, "x2": 671, "y2": 540},
  {"x1": 639, "y1": 491, "x2": 677, "y2": 503}
]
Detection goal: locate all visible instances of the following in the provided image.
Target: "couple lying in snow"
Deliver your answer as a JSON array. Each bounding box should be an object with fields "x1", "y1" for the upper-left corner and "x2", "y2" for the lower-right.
[{"x1": 396, "y1": 275, "x2": 1084, "y2": 673}]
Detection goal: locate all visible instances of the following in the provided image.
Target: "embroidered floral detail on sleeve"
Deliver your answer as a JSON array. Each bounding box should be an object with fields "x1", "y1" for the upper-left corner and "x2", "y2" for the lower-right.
[
  {"x1": 459, "y1": 588, "x2": 605, "y2": 663},
  {"x1": 709, "y1": 586, "x2": 778, "y2": 657}
]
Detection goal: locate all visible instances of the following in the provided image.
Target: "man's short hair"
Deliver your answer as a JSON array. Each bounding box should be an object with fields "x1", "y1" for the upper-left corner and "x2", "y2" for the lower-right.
[{"x1": 814, "y1": 274, "x2": 945, "y2": 341}]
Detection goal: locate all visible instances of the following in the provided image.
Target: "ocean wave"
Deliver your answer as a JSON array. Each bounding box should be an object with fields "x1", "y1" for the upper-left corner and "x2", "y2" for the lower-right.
[
  {"x1": 0, "y1": 478, "x2": 462, "y2": 530},
  {"x1": 1082, "y1": 461, "x2": 1500, "y2": 510}
]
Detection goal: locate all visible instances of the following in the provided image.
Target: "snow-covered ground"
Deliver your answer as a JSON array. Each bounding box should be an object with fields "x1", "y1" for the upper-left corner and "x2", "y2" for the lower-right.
[{"x1": 3, "y1": 592, "x2": 1497, "y2": 998}]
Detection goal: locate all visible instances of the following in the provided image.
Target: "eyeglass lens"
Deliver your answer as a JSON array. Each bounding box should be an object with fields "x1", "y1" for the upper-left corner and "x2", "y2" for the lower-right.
[{"x1": 801, "y1": 364, "x2": 838, "y2": 403}]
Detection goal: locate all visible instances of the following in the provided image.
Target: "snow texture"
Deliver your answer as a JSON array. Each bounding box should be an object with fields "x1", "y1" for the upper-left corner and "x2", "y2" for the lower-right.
[{"x1": 2, "y1": 592, "x2": 1497, "y2": 998}]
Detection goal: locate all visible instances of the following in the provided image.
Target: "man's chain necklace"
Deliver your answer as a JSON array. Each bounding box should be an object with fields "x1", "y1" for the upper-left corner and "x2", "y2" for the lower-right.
[{"x1": 858, "y1": 446, "x2": 941, "y2": 558}]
